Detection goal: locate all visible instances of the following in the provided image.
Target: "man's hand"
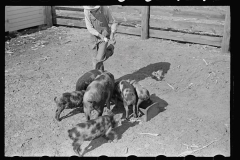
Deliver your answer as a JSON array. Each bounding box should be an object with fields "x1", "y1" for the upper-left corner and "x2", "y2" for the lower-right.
[{"x1": 98, "y1": 33, "x2": 108, "y2": 42}]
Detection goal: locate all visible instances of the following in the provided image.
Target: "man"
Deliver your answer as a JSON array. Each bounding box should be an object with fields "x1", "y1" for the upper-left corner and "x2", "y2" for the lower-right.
[{"x1": 83, "y1": 6, "x2": 118, "y2": 71}]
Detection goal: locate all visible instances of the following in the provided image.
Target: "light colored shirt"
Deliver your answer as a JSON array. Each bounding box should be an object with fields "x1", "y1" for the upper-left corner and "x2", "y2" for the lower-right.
[{"x1": 84, "y1": 6, "x2": 116, "y2": 36}]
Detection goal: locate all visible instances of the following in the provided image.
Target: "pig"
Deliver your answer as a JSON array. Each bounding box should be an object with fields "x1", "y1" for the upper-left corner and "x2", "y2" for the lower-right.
[
  {"x1": 54, "y1": 90, "x2": 85, "y2": 121},
  {"x1": 75, "y1": 69, "x2": 103, "y2": 91},
  {"x1": 68, "y1": 113, "x2": 122, "y2": 156},
  {"x1": 82, "y1": 71, "x2": 115, "y2": 121},
  {"x1": 114, "y1": 80, "x2": 137, "y2": 120},
  {"x1": 127, "y1": 80, "x2": 150, "y2": 117}
]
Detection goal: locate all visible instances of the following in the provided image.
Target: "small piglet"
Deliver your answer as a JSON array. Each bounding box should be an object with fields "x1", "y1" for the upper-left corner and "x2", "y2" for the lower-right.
[
  {"x1": 68, "y1": 113, "x2": 122, "y2": 156},
  {"x1": 83, "y1": 71, "x2": 115, "y2": 121},
  {"x1": 76, "y1": 69, "x2": 102, "y2": 91},
  {"x1": 54, "y1": 90, "x2": 85, "y2": 121},
  {"x1": 128, "y1": 80, "x2": 150, "y2": 117},
  {"x1": 114, "y1": 80, "x2": 137, "y2": 120}
]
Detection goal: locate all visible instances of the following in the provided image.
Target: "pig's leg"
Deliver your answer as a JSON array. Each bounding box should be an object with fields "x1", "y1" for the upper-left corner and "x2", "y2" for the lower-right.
[
  {"x1": 103, "y1": 127, "x2": 114, "y2": 143},
  {"x1": 123, "y1": 102, "x2": 129, "y2": 120},
  {"x1": 105, "y1": 90, "x2": 111, "y2": 111},
  {"x1": 136, "y1": 99, "x2": 143, "y2": 117},
  {"x1": 132, "y1": 104, "x2": 137, "y2": 118},
  {"x1": 96, "y1": 105, "x2": 104, "y2": 118},
  {"x1": 84, "y1": 103, "x2": 91, "y2": 121},
  {"x1": 72, "y1": 138, "x2": 84, "y2": 156}
]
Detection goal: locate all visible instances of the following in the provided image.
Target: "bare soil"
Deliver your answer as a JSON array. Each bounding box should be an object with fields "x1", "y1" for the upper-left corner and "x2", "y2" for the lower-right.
[{"x1": 5, "y1": 24, "x2": 230, "y2": 157}]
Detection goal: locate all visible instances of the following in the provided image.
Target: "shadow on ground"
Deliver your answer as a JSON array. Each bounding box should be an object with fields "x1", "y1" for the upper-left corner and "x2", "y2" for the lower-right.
[
  {"x1": 116, "y1": 62, "x2": 171, "y2": 82},
  {"x1": 58, "y1": 62, "x2": 170, "y2": 121},
  {"x1": 59, "y1": 107, "x2": 84, "y2": 121},
  {"x1": 81, "y1": 106, "x2": 139, "y2": 156}
]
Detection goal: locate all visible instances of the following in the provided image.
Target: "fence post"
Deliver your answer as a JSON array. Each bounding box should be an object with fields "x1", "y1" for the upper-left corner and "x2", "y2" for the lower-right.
[
  {"x1": 51, "y1": 6, "x2": 57, "y2": 25},
  {"x1": 44, "y1": 6, "x2": 53, "y2": 27},
  {"x1": 141, "y1": 6, "x2": 150, "y2": 40},
  {"x1": 221, "y1": 6, "x2": 230, "y2": 53}
]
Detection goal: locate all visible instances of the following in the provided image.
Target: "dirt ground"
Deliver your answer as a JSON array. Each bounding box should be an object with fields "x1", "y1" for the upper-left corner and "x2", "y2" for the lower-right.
[{"x1": 5, "y1": 25, "x2": 230, "y2": 157}]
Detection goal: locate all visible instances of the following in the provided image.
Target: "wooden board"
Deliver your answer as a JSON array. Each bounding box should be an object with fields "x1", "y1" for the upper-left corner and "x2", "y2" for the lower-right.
[
  {"x1": 56, "y1": 17, "x2": 221, "y2": 47},
  {"x1": 6, "y1": 9, "x2": 44, "y2": 20},
  {"x1": 8, "y1": 17, "x2": 44, "y2": 29},
  {"x1": 5, "y1": 6, "x2": 45, "y2": 32},
  {"x1": 149, "y1": 29, "x2": 222, "y2": 47},
  {"x1": 8, "y1": 21, "x2": 44, "y2": 32},
  {"x1": 150, "y1": 6, "x2": 226, "y2": 21},
  {"x1": 5, "y1": 6, "x2": 32, "y2": 12},
  {"x1": 8, "y1": 14, "x2": 45, "y2": 23},
  {"x1": 6, "y1": 6, "x2": 44, "y2": 16},
  {"x1": 221, "y1": 6, "x2": 230, "y2": 53},
  {"x1": 54, "y1": 6, "x2": 224, "y2": 36}
]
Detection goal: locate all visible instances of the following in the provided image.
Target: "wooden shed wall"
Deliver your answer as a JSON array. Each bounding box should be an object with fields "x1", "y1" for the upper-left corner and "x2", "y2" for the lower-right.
[{"x1": 5, "y1": 6, "x2": 46, "y2": 32}]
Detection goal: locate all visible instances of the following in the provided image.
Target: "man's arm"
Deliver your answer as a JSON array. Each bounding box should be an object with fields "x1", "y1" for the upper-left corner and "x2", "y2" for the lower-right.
[
  {"x1": 84, "y1": 9, "x2": 101, "y2": 37},
  {"x1": 105, "y1": 6, "x2": 118, "y2": 33}
]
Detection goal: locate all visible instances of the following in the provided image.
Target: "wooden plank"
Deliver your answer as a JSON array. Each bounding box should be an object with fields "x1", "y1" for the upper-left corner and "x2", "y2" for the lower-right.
[
  {"x1": 117, "y1": 25, "x2": 141, "y2": 36},
  {"x1": 221, "y1": 6, "x2": 230, "y2": 53},
  {"x1": 5, "y1": 6, "x2": 32, "y2": 12},
  {"x1": 52, "y1": 6, "x2": 57, "y2": 25},
  {"x1": 141, "y1": 6, "x2": 150, "y2": 40},
  {"x1": 8, "y1": 17, "x2": 44, "y2": 28},
  {"x1": 5, "y1": 21, "x2": 10, "y2": 32},
  {"x1": 44, "y1": 6, "x2": 53, "y2": 27},
  {"x1": 150, "y1": 18, "x2": 224, "y2": 36},
  {"x1": 6, "y1": 9, "x2": 44, "y2": 20},
  {"x1": 55, "y1": 8, "x2": 224, "y2": 36},
  {"x1": 55, "y1": 11, "x2": 222, "y2": 47},
  {"x1": 56, "y1": 18, "x2": 141, "y2": 36},
  {"x1": 53, "y1": 6, "x2": 224, "y2": 36},
  {"x1": 150, "y1": 6, "x2": 225, "y2": 21},
  {"x1": 55, "y1": 6, "x2": 84, "y2": 12},
  {"x1": 56, "y1": 18, "x2": 86, "y2": 27},
  {"x1": 56, "y1": 10, "x2": 85, "y2": 18},
  {"x1": 149, "y1": 29, "x2": 222, "y2": 47},
  {"x1": 56, "y1": 15, "x2": 84, "y2": 21},
  {"x1": 8, "y1": 21, "x2": 44, "y2": 32},
  {"x1": 5, "y1": 9, "x2": 9, "y2": 32},
  {"x1": 8, "y1": 14, "x2": 44, "y2": 23},
  {"x1": 6, "y1": 6, "x2": 44, "y2": 16}
]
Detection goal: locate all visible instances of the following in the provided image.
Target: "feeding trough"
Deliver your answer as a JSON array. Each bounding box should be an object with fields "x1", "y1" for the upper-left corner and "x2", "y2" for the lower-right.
[{"x1": 138, "y1": 98, "x2": 167, "y2": 122}]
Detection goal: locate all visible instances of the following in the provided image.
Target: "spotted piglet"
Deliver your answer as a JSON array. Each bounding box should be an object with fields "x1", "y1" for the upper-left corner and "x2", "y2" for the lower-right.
[
  {"x1": 128, "y1": 80, "x2": 150, "y2": 117},
  {"x1": 114, "y1": 80, "x2": 137, "y2": 120},
  {"x1": 54, "y1": 90, "x2": 85, "y2": 121},
  {"x1": 68, "y1": 113, "x2": 122, "y2": 156}
]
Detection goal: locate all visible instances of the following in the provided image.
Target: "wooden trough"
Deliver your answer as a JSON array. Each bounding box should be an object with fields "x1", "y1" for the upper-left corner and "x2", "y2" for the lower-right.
[{"x1": 138, "y1": 99, "x2": 167, "y2": 122}]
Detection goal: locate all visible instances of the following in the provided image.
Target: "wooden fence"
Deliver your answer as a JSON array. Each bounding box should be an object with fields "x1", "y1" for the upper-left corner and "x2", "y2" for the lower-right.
[
  {"x1": 45, "y1": 6, "x2": 230, "y2": 53},
  {"x1": 5, "y1": 6, "x2": 46, "y2": 32}
]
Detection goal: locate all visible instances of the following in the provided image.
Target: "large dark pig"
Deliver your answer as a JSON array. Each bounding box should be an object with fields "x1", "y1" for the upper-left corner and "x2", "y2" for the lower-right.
[
  {"x1": 75, "y1": 69, "x2": 102, "y2": 91},
  {"x1": 82, "y1": 71, "x2": 115, "y2": 121}
]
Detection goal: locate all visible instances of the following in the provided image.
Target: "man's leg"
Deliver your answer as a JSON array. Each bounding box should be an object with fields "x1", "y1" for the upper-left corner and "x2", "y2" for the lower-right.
[
  {"x1": 95, "y1": 41, "x2": 108, "y2": 71},
  {"x1": 92, "y1": 46, "x2": 98, "y2": 70}
]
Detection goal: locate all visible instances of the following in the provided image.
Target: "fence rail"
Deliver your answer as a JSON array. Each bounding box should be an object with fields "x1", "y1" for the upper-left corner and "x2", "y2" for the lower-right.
[{"x1": 45, "y1": 6, "x2": 230, "y2": 52}]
